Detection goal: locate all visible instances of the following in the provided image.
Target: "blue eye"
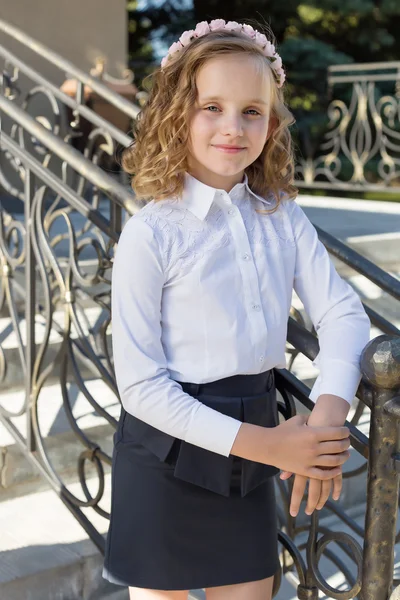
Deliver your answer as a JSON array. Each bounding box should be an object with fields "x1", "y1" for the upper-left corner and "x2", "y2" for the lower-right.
[{"x1": 204, "y1": 106, "x2": 260, "y2": 115}]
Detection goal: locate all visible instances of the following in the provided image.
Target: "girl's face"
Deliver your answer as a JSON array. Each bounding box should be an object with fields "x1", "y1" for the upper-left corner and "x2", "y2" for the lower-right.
[{"x1": 187, "y1": 53, "x2": 273, "y2": 192}]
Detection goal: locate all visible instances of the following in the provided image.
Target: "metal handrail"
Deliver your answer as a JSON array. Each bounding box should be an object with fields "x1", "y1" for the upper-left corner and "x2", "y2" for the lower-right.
[
  {"x1": 0, "y1": 18, "x2": 140, "y2": 121},
  {"x1": 0, "y1": 94, "x2": 139, "y2": 214},
  {"x1": 328, "y1": 60, "x2": 400, "y2": 84},
  {"x1": 0, "y1": 131, "x2": 118, "y2": 242},
  {"x1": 0, "y1": 43, "x2": 134, "y2": 147},
  {"x1": 316, "y1": 226, "x2": 400, "y2": 302}
]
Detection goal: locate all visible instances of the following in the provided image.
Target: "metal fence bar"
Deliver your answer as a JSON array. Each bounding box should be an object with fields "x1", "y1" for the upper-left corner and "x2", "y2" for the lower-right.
[
  {"x1": 360, "y1": 336, "x2": 400, "y2": 600},
  {"x1": 0, "y1": 43, "x2": 134, "y2": 147},
  {"x1": 25, "y1": 169, "x2": 36, "y2": 453},
  {"x1": 315, "y1": 226, "x2": 400, "y2": 302},
  {"x1": 0, "y1": 94, "x2": 139, "y2": 215}
]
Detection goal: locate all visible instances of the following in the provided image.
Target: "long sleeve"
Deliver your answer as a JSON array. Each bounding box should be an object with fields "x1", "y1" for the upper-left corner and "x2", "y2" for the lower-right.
[
  {"x1": 111, "y1": 215, "x2": 242, "y2": 456},
  {"x1": 286, "y1": 200, "x2": 371, "y2": 403}
]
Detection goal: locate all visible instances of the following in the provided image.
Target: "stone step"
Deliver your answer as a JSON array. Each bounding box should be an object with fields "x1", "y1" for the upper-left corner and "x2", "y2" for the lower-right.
[
  {"x1": 0, "y1": 377, "x2": 119, "y2": 501},
  {"x1": 0, "y1": 301, "x2": 112, "y2": 392},
  {"x1": 0, "y1": 471, "x2": 208, "y2": 600}
]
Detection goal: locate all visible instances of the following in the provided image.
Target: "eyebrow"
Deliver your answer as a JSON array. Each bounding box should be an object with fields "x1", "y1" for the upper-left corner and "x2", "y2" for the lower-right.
[{"x1": 199, "y1": 96, "x2": 268, "y2": 106}]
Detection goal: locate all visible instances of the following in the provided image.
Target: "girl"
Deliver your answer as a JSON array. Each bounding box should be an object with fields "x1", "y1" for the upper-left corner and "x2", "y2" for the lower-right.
[{"x1": 102, "y1": 19, "x2": 370, "y2": 600}]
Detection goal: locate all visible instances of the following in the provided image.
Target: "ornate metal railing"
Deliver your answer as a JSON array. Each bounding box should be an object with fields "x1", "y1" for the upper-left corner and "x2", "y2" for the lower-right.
[
  {"x1": 0, "y1": 17, "x2": 144, "y2": 192},
  {"x1": 1, "y1": 22, "x2": 400, "y2": 600},
  {"x1": 296, "y1": 61, "x2": 400, "y2": 194}
]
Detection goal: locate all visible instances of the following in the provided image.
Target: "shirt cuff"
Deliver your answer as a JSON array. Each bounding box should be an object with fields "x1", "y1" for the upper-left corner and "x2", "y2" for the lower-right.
[
  {"x1": 185, "y1": 403, "x2": 243, "y2": 457},
  {"x1": 309, "y1": 359, "x2": 362, "y2": 404}
]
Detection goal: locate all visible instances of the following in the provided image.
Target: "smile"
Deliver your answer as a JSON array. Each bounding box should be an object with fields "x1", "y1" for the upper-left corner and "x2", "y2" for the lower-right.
[{"x1": 212, "y1": 145, "x2": 246, "y2": 154}]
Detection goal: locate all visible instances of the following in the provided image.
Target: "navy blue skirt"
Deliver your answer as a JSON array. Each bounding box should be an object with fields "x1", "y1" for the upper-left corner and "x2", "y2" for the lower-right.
[{"x1": 102, "y1": 370, "x2": 280, "y2": 590}]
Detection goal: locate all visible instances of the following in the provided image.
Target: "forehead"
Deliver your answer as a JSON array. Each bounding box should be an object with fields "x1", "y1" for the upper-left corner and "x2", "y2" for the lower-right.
[{"x1": 195, "y1": 53, "x2": 271, "y2": 102}]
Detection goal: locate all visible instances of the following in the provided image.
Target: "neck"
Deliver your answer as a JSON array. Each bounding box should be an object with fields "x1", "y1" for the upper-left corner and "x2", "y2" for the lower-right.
[{"x1": 187, "y1": 162, "x2": 245, "y2": 193}]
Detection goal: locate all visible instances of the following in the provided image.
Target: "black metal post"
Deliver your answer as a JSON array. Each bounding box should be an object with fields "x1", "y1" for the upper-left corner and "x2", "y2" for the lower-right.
[{"x1": 360, "y1": 335, "x2": 400, "y2": 600}]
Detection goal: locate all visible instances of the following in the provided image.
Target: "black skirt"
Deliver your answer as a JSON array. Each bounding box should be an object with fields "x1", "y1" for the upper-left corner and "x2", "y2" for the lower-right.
[{"x1": 102, "y1": 370, "x2": 280, "y2": 591}]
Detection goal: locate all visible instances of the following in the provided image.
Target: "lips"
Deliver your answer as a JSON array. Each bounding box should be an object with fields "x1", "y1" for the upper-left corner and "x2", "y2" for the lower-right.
[
  {"x1": 212, "y1": 144, "x2": 246, "y2": 154},
  {"x1": 213, "y1": 144, "x2": 245, "y2": 149}
]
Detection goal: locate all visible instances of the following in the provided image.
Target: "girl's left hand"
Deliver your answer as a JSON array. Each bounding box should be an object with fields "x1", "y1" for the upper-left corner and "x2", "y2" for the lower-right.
[
  {"x1": 280, "y1": 470, "x2": 342, "y2": 517},
  {"x1": 283, "y1": 392, "x2": 350, "y2": 516}
]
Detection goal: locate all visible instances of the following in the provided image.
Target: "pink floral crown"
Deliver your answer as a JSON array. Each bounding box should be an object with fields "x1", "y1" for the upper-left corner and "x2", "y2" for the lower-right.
[{"x1": 161, "y1": 19, "x2": 285, "y2": 88}]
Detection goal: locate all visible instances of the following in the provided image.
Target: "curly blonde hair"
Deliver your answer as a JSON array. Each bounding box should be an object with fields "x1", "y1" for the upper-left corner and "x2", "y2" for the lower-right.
[{"x1": 122, "y1": 26, "x2": 298, "y2": 212}]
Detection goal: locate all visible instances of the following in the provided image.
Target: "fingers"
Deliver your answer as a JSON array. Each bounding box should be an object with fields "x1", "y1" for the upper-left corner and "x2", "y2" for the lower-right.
[
  {"x1": 332, "y1": 472, "x2": 343, "y2": 501},
  {"x1": 315, "y1": 426, "x2": 350, "y2": 441},
  {"x1": 319, "y1": 439, "x2": 351, "y2": 454},
  {"x1": 287, "y1": 472, "x2": 342, "y2": 518},
  {"x1": 315, "y1": 450, "x2": 350, "y2": 468},
  {"x1": 306, "y1": 479, "x2": 322, "y2": 515},
  {"x1": 279, "y1": 471, "x2": 293, "y2": 480},
  {"x1": 308, "y1": 466, "x2": 342, "y2": 480},
  {"x1": 316, "y1": 479, "x2": 332, "y2": 511},
  {"x1": 290, "y1": 475, "x2": 307, "y2": 517}
]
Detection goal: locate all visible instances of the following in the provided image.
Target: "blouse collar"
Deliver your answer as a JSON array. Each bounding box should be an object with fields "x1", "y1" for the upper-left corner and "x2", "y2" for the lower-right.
[{"x1": 181, "y1": 172, "x2": 272, "y2": 221}]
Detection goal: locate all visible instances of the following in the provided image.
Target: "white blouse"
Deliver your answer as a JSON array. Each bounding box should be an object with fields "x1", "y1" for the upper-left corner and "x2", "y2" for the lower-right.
[{"x1": 111, "y1": 172, "x2": 371, "y2": 457}]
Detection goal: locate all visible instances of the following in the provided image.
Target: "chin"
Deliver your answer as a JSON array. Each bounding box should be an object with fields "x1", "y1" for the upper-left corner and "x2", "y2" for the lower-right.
[{"x1": 205, "y1": 161, "x2": 244, "y2": 174}]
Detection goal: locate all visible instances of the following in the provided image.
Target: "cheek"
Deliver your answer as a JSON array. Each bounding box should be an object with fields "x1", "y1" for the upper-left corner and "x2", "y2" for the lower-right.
[
  {"x1": 249, "y1": 120, "x2": 269, "y2": 143},
  {"x1": 190, "y1": 113, "x2": 214, "y2": 142}
]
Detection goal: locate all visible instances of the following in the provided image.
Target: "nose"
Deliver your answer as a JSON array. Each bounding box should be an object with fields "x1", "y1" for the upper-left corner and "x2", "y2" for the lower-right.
[{"x1": 220, "y1": 113, "x2": 244, "y2": 137}]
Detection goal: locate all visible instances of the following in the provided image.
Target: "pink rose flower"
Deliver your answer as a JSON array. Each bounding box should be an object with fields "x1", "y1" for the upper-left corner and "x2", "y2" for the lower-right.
[
  {"x1": 179, "y1": 30, "x2": 195, "y2": 47},
  {"x1": 161, "y1": 56, "x2": 169, "y2": 68},
  {"x1": 209, "y1": 19, "x2": 226, "y2": 31},
  {"x1": 273, "y1": 66, "x2": 285, "y2": 87},
  {"x1": 194, "y1": 21, "x2": 210, "y2": 37},
  {"x1": 225, "y1": 21, "x2": 242, "y2": 32},
  {"x1": 242, "y1": 24, "x2": 256, "y2": 38},
  {"x1": 272, "y1": 56, "x2": 283, "y2": 70},
  {"x1": 255, "y1": 32, "x2": 268, "y2": 48},
  {"x1": 168, "y1": 41, "x2": 183, "y2": 55},
  {"x1": 278, "y1": 71, "x2": 286, "y2": 87},
  {"x1": 263, "y1": 42, "x2": 275, "y2": 58}
]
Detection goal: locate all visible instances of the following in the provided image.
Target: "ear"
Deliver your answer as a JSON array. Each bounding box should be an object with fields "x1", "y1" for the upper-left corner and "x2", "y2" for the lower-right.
[{"x1": 266, "y1": 114, "x2": 278, "y2": 141}]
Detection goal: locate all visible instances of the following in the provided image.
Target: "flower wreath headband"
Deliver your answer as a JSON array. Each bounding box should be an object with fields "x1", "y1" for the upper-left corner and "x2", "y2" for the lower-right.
[{"x1": 161, "y1": 19, "x2": 286, "y2": 88}]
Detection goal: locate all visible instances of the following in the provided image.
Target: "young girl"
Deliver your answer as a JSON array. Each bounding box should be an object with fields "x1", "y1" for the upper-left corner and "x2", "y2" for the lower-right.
[{"x1": 102, "y1": 19, "x2": 370, "y2": 600}]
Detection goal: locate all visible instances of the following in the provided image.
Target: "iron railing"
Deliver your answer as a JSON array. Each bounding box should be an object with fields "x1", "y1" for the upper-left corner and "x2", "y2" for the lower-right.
[
  {"x1": 0, "y1": 17, "x2": 143, "y2": 198},
  {"x1": 1, "y1": 22, "x2": 400, "y2": 600},
  {"x1": 296, "y1": 61, "x2": 400, "y2": 195}
]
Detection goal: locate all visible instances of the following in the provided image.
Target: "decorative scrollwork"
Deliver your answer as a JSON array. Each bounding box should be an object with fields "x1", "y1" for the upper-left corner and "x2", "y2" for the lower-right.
[{"x1": 296, "y1": 67, "x2": 400, "y2": 192}]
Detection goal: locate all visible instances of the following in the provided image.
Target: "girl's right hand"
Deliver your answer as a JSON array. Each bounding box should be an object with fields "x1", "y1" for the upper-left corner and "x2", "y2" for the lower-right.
[{"x1": 266, "y1": 415, "x2": 351, "y2": 479}]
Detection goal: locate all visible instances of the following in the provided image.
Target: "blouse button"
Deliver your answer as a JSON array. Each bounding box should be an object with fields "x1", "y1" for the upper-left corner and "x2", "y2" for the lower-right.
[
  {"x1": 242, "y1": 253, "x2": 250, "y2": 261},
  {"x1": 252, "y1": 304, "x2": 261, "y2": 311},
  {"x1": 259, "y1": 355, "x2": 264, "y2": 362},
  {"x1": 228, "y1": 209, "x2": 235, "y2": 216}
]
